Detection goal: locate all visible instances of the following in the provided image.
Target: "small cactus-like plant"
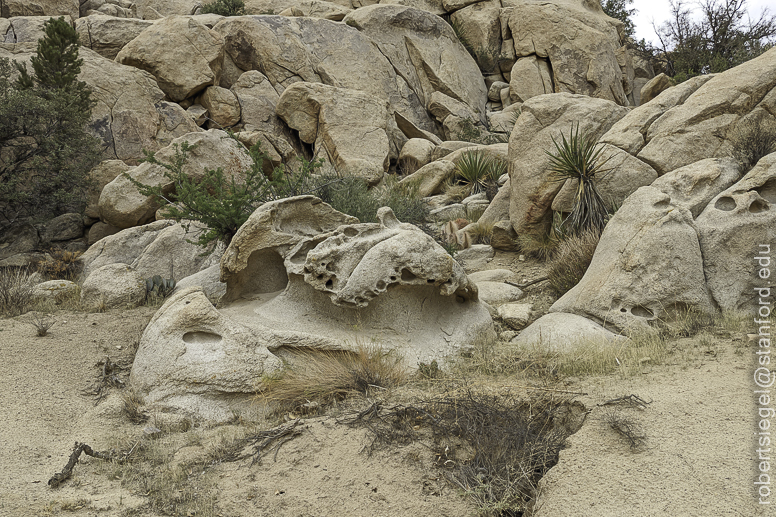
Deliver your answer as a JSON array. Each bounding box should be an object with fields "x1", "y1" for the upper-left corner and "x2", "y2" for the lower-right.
[{"x1": 145, "y1": 275, "x2": 176, "y2": 299}]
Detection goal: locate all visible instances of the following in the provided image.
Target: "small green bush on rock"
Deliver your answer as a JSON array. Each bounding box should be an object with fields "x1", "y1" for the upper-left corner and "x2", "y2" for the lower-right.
[{"x1": 201, "y1": 0, "x2": 245, "y2": 16}]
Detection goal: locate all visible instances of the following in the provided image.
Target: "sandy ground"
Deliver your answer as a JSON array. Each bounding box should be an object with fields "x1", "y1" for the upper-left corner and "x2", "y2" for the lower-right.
[{"x1": 0, "y1": 252, "x2": 767, "y2": 516}]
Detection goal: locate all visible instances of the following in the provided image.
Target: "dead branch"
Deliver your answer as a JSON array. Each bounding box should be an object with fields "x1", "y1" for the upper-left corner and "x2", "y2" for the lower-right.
[
  {"x1": 244, "y1": 419, "x2": 305, "y2": 465},
  {"x1": 507, "y1": 277, "x2": 548, "y2": 289},
  {"x1": 49, "y1": 442, "x2": 117, "y2": 488},
  {"x1": 598, "y1": 394, "x2": 651, "y2": 410}
]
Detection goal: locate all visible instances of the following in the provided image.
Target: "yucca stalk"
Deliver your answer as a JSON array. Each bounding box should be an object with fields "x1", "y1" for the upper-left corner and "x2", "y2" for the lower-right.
[{"x1": 546, "y1": 123, "x2": 610, "y2": 236}]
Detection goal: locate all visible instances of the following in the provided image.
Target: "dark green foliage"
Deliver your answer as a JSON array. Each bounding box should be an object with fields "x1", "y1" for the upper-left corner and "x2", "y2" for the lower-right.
[
  {"x1": 546, "y1": 124, "x2": 610, "y2": 237},
  {"x1": 201, "y1": 0, "x2": 246, "y2": 16},
  {"x1": 601, "y1": 0, "x2": 637, "y2": 39},
  {"x1": 729, "y1": 116, "x2": 776, "y2": 173},
  {"x1": 453, "y1": 150, "x2": 506, "y2": 196},
  {"x1": 655, "y1": 0, "x2": 776, "y2": 81},
  {"x1": 0, "y1": 18, "x2": 101, "y2": 226},
  {"x1": 317, "y1": 176, "x2": 429, "y2": 226},
  {"x1": 128, "y1": 139, "x2": 324, "y2": 248}
]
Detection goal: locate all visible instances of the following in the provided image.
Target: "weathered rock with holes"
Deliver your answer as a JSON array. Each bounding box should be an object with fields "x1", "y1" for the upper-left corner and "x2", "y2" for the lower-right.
[
  {"x1": 508, "y1": 93, "x2": 628, "y2": 235},
  {"x1": 99, "y1": 129, "x2": 252, "y2": 229},
  {"x1": 130, "y1": 287, "x2": 283, "y2": 423},
  {"x1": 80, "y1": 263, "x2": 147, "y2": 311},
  {"x1": 116, "y1": 16, "x2": 225, "y2": 102},
  {"x1": 174, "y1": 264, "x2": 226, "y2": 304},
  {"x1": 218, "y1": 197, "x2": 493, "y2": 367},
  {"x1": 651, "y1": 157, "x2": 741, "y2": 218},
  {"x1": 551, "y1": 186, "x2": 716, "y2": 333},
  {"x1": 695, "y1": 153, "x2": 776, "y2": 311},
  {"x1": 276, "y1": 82, "x2": 393, "y2": 184}
]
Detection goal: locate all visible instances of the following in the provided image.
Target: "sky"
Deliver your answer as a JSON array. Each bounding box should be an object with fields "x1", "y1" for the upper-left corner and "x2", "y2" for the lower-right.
[{"x1": 631, "y1": 0, "x2": 775, "y2": 45}]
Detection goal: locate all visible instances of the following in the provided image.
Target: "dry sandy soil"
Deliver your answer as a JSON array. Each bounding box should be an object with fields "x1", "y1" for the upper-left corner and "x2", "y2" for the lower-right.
[{"x1": 0, "y1": 254, "x2": 768, "y2": 517}]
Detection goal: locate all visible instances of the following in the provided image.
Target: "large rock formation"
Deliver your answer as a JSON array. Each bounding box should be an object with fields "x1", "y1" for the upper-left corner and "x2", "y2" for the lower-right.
[{"x1": 75, "y1": 14, "x2": 155, "y2": 60}]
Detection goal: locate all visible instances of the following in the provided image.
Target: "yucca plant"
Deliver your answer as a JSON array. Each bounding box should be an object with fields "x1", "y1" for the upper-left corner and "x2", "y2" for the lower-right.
[
  {"x1": 454, "y1": 150, "x2": 506, "y2": 196},
  {"x1": 546, "y1": 124, "x2": 610, "y2": 236}
]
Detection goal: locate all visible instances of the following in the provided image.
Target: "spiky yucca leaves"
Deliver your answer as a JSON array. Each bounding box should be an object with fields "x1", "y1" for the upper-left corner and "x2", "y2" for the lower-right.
[
  {"x1": 454, "y1": 150, "x2": 506, "y2": 196},
  {"x1": 546, "y1": 124, "x2": 610, "y2": 236}
]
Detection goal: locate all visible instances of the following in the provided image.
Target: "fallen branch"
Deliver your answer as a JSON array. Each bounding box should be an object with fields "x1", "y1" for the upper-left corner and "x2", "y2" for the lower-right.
[
  {"x1": 598, "y1": 394, "x2": 651, "y2": 410},
  {"x1": 244, "y1": 419, "x2": 304, "y2": 465},
  {"x1": 49, "y1": 442, "x2": 117, "y2": 488},
  {"x1": 507, "y1": 277, "x2": 549, "y2": 289}
]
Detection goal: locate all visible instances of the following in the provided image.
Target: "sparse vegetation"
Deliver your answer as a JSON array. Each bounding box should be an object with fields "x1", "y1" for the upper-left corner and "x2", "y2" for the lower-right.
[
  {"x1": 0, "y1": 266, "x2": 35, "y2": 316},
  {"x1": 201, "y1": 0, "x2": 245, "y2": 16},
  {"x1": 517, "y1": 211, "x2": 567, "y2": 260},
  {"x1": 729, "y1": 116, "x2": 776, "y2": 173},
  {"x1": 546, "y1": 123, "x2": 611, "y2": 237},
  {"x1": 37, "y1": 249, "x2": 82, "y2": 281},
  {"x1": 454, "y1": 150, "x2": 506, "y2": 196},
  {"x1": 31, "y1": 312, "x2": 56, "y2": 336},
  {"x1": 601, "y1": 407, "x2": 647, "y2": 451},
  {"x1": 546, "y1": 228, "x2": 601, "y2": 295},
  {"x1": 261, "y1": 346, "x2": 407, "y2": 416}
]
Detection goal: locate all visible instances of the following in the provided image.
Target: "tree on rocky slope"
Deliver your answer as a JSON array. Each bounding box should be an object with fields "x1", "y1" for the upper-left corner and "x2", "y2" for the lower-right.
[
  {"x1": 654, "y1": 0, "x2": 776, "y2": 81},
  {"x1": 601, "y1": 0, "x2": 637, "y2": 39},
  {"x1": 0, "y1": 17, "x2": 101, "y2": 226}
]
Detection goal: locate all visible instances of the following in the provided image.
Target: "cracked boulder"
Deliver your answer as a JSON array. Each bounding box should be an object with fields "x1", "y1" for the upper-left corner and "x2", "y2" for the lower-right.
[
  {"x1": 219, "y1": 196, "x2": 494, "y2": 366},
  {"x1": 343, "y1": 5, "x2": 488, "y2": 124},
  {"x1": 550, "y1": 186, "x2": 716, "y2": 333},
  {"x1": 130, "y1": 287, "x2": 283, "y2": 423},
  {"x1": 116, "y1": 16, "x2": 225, "y2": 102},
  {"x1": 75, "y1": 14, "x2": 155, "y2": 60},
  {"x1": 276, "y1": 82, "x2": 394, "y2": 184},
  {"x1": 0, "y1": 0, "x2": 78, "y2": 18},
  {"x1": 696, "y1": 152, "x2": 776, "y2": 312}
]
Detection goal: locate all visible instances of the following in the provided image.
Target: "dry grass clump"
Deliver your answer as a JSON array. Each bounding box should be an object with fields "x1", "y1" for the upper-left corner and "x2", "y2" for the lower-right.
[
  {"x1": 730, "y1": 116, "x2": 776, "y2": 173},
  {"x1": 467, "y1": 220, "x2": 494, "y2": 245},
  {"x1": 546, "y1": 228, "x2": 600, "y2": 295},
  {"x1": 262, "y1": 346, "x2": 407, "y2": 415},
  {"x1": 343, "y1": 386, "x2": 585, "y2": 516},
  {"x1": 601, "y1": 407, "x2": 647, "y2": 451},
  {"x1": 37, "y1": 249, "x2": 83, "y2": 281},
  {"x1": 0, "y1": 266, "x2": 35, "y2": 316},
  {"x1": 121, "y1": 389, "x2": 149, "y2": 424}
]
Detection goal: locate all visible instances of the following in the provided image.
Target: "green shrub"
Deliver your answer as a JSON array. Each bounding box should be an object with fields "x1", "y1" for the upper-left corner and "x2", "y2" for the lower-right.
[
  {"x1": 454, "y1": 150, "x2": 505, "y2": 196},
  {"x1": 128, "y1": 138, "x2": 323, "y2": 248},
  {"x1": 201, "y1": 0, "x2": 245, "y2": 16},
  {"x1": 0, "y1": 17, "x2": 101, "y2": 226},
  {"x1": 546, "y1": 123, "x2": 610, "y2": 237},
  {"x1": 730, "y1": 117, "x2": 776, "y2": 173},
  {"x1": 546, "y1": 228, "x2": 601, "y2": 295}
]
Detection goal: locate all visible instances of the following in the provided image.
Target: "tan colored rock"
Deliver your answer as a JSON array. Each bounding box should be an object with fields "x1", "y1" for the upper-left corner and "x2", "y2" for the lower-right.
[
  {"x1": 489, "y1": 219, "x2": 519, "y2": 251},
  {"x1": 212, "y1": 15, "x2": 436, "y2": 140},
  {"x1": 196, "y1": 86, "x2": 241, "y2": 129},
  {"x1": 399, "y1": 138, "x2": 437, "y2": 175},
  {"x1": 551, "y1": 187, "x2": 716, "y2": 333},
  {"x1": 87, "y1": 222, "x2": 121, "y2": 246},
  {"x1": 498, "y1": 302, "x2": 532, "y2": 330},
  {"x1": 343, "y1": 5, "x2": 487, "y2": 123},
  {"x1": 449, "y1": 0, "x2": 502, "y2": 73},
  {"x1": 508, "y1": 93, "x2": 628, "y2": 235},
  {"x1": 133, "y1": 0, "x2": 202, "y2": 18},
  {"x1": 500, "y1": 0, "x2": 629, "y2": 105},
  {"x1": 81, "y1": 263, "x2": 147, "y2": 311},
  {"x1": 599, "y1": 75, "x2": 713, "y2": 156},
  {"x1": 695, "y1": 153, "x2": 776, "y2": 312},
  {"x1": 31, "y1": 280, "x2": 79, "y2": 304},
  {"x1": 116, "y1": 16, "x2": 224, "y2": 102},
  {"x1": 276, "y1": 82, "x2": 392, "y2": 184},
  {"x1": 651, "y1": 157, "x2": 741, "y2": 218},
  {"x1": 638, "y1": 48, "x2": 776, "y2": 175},
  {"x1": 379, "y1": 0, "x2": 445, "y2": 15},
  {"x1": 478, "y1": 179, "x2": 510, "y2": 226},
  {"x1": 75, "y1": 15, "x2": 154, "y2": 60},
  {"x1": 640, "y1": 73, "x2": 672, "y2": 104},
  {"x1": 509, "y1": 55, "x2": 553, "y2": 103},
  {"x1": 476, "y1": 281, "x2": 523, "y2": 306},
  {"x1": 130, "y1": 287, "x2": 283, "y2": 423},
  {"x1": 512, "y1": 312, "x2": 628, "y2": 352},
  {"x1": 552, "y1": 144, "x2": 658, "y2": 213},
  {"x1": 1, "y1": 0, "x2": 77, "y2": 18},
  {"x1": 2, "y1": 16, "x2": 51, "y2": 43},
  {"x1": 85, "y1": 160, "x2": 131, "y2": 220},
  {"x1": 399, "y1": 160, "x2": 456, "y2": 197},
  {"x1": 99, "y1": 130, "x2": 251, "y2": 229},
  {"x1": 277, "y1": 0, "x2": 352, "y2": 20}
]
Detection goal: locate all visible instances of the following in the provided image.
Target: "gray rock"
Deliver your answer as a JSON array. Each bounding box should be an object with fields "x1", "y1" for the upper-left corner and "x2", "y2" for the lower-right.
[
  {"x1": 475, "y1": 281, "x2": 523, "y2": 306},
  {"x1": 40, "y1": 213, "x2": 84, "y2": 243},
  {"x1": 498, "y1": 302, "x2": 532, "y2": 331},
  {"x1": 81, "y1": 263, "x2": 147, "y2": 311},
  {"x1": 454, "y1": 244, "x2": 495, "y2": 272},
  {"x1": 512, "y1": 313, "x2": 628, "y2": 353}
]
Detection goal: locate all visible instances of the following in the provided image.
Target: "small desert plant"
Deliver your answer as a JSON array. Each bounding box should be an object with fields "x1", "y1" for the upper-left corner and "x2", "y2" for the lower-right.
[
  {"x1": 546, "y1": 123, "x2": 611, "y2": 236},
  {"x1": 0, "y1": 266, "x2": 35, "y2": 316},
  {"x1": 517, "y1": 211, "x2": 567, "y2": 260},
  {"x1": 31, "y1": 312, "x2": 56, "y2": 336},
  {"x1": 37, "y1": 249, "x2": 82, "y2": 281},
  {"x1": 546, "y1": 228, "x2": 601, "y2": 295},
  {"x1": 201, "y1": 0, "x2": 245, "y2": 15},
  {"x1": 145, "y1": 275, "x2": 176, "y2": 299},
  {"x1": 121, "y1": 389, "x2": 149, "y2": 424},
  {"x1": 466, "y1": 220, "x2": 494, "y2": 245},
  {"x1": 262, "y1": 346, "x2": 407, "y2": 415},
  {"x1": 601, "y1": 407, "x2": 647, "y2": 451},
  {"x1": 729, "y1": 116, "x2": 776, "y2": 173},
  {"x1": 441, "y1": 178, "x2": 470, "y2": 202},
  {"x1": 454, "y1": 150, "x2": 506, "y2": 196}
]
